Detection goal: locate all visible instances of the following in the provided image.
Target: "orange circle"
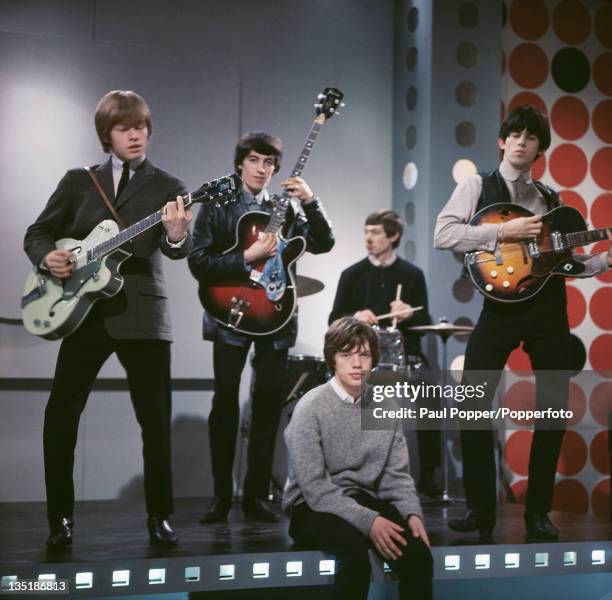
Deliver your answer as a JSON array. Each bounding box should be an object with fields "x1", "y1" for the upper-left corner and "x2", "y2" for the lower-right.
[
  {"x1": 509, "y1": 44, "x2": 549, "y2": 89},
  {"x1": 549, "y1": 144, "x2": 588, "y2": 187},
  {"x1": 592, "y1": 100, "x2": 612, "y2": 144},
  {"x1": 590, "y1": 335, "x2": 612, "y2": 374},
  {"x1": 591, "y1": 193, "x2": 612, "y2": 228},
  {"x1": 557, "y1": 430, "x2": 588, "y2": 476},
  {"x1": 507, "y1": 345, "x2": 532, "y2": 374},
  {"x1": 510, "y1": 478, "x2": 528, "y2": 504},
  {"x1": 559, "y1": 190, "x2": 587, "y2": 220},
  {"x1": 510, "y1": 0, "x2": 549, "y2": 40},
  {"x1": 590, "y1": 382, "x2": 612, "y2": 426},
  {"x1": 552, "y1": 0, "x2": 591, "y2": 45},
  {"x1": 568, "y1": 381, "x2": 587, "y2": 426},
  {"x1": 591, "y1": 478, "x2": 610, "y2": 518},
  {"x1": 551, "y1": 96, "x2": 590, "y2": 140},
  {"x1": 508, "y1": 91, "x2": 547, "y2": 114},
  {"x1": 590, "y1": 430, "x2": 610, "y2": 475},
  {"x1": 505, "y1": 430, "x2": 533, "y2": 476},
  {"x1": 566, "y1": 285, "x2": 587, "y2": 329},
  {"x1": 591, "y1": 240, "x2": 612, "y2": 284},
  {"x1": 593, "y1": 53, "x2": 612, "y2": 96},
  {"x1": 532, "y1": 153, "x2": 546, "y2": 180},
  {"x1": 552, "y1": 478, "x2": 589, "y2": 513},
  {"x1": 504, "y1": 381, "x2": 536, "y2": 425},
  {"x1": 590, "y1": 288, "x2": 612, "y2": 331},
  {"x1": 591, "y1": 147, "x2": 612, "y2": 190}
]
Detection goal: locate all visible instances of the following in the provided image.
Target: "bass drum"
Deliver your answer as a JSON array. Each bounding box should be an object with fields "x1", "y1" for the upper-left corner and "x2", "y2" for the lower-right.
[{"x1": 271, "y1": 354, "x2": 331, "y2": 497}]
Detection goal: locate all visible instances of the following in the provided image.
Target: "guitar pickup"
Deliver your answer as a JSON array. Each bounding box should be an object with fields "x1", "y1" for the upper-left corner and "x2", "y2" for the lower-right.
[
  {"x1": 21, "y1": 277, "x2": 47, "y2": 308},
  {"x1": 527, "y1": 240, "x2": 541, "y2": 258},
  {"x1": 551, "y1": 231, "x2": 565, "y2": 253}
]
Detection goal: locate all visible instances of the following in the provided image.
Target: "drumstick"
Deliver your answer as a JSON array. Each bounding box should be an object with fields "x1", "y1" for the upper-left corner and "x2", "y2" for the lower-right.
[
  {"x1": 375, "y1": 306, "x2": 424, "y2": 321},
  {"x1": 391, "y1": 284, "x2": 402, "y2": 330}
]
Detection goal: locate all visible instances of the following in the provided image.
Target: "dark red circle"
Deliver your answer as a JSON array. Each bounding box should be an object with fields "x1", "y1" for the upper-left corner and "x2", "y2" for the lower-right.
[
  {"x1": 592, "y1": 100, "x2": 612, "y2": 144},
  {"x1": 552, "y1": 478, "x2": 589, "y2": 513},
  {"x1": 566, "y1": 285, "x2": 587, "y2": 329},
  {"x1": 593, "y1": 53, "x2": 612, "y2": 96},
  {"x1": 509, "y1": 44, "x2": 549, "y2": 89},
  {"x1": 590, "y1": 382, "x2": 612, "y2": 425},
  {"x1": 508, "y1": 92, "x2": 547, "y2": 114},
  {"x1": 590, "y1": 430, "x2": 610, "y2": 475},
  {"x1": 510, "y1": 0, "x2": 549, "y2": 40},
  {"x1": 557, "y1": 430, "x2": 588, "y2": 476},
  {"x1": 507, "y1": 344, "x2": 532, "y2": 374},
  {"x1": 552, "y1": 0, "x2": 591, "y2": 45},
  {"x1": 551, "y1": 96, "x2": 590, "y2": 140},
  {"x1": 589, "y1": 335, "x2": 612, "y2": 375},
  {"x1": 567, "y1": 381, "x2": 587, "y2": 426},
  {"x1": 590, "y1": 288, "x2": 612, "y2": 330},
  {"x1": 510, "y1": 478, "x2": 528, "y2": 504},
  {"x1": 532, "y1": 153, "x2": 546, "y2": 180},
  {"x1": 592, "y1": 478, "x2": 610, "y2": 518},
  {"x1": 591, "y1": 240, "x2": 612, "y2": 284},
  {"x1": 505, "y1": 430, "x2": 533, "y2": 475},
  {"x1": 559, "y1": 190, "x2": 587, "y2": 220},
  {"x1": 591, "y1": 147, "x2": 612, "y2": 190},
  {"x1": 595, "y1": 4, "x2": 612, "y2": 49},
  {"x1": 504, "y1": 381, "x2": 536, "y2": 425},
  {"x1": 549, "y1": 144, "x2": 588, "y2": 187}
]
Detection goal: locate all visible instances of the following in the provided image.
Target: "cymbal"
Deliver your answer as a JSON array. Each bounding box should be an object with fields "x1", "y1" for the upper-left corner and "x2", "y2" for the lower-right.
[
  {"x1": 295, "y1": 275, "x2": 324, "y2": 297},
  {"x1": 407, "y1": 322, "x2": 474, "y2": 340}
]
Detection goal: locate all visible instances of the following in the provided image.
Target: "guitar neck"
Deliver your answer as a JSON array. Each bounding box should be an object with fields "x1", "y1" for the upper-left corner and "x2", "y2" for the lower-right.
[
  {"x1": 564, "y1": 227, "x2": 611, "y2": 248},
  {"x1": 265, "y1": 115, "x2": 325, "y2": 235}
]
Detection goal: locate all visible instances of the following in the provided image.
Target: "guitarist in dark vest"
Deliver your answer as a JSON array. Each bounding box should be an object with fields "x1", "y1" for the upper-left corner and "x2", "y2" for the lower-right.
[
  {"x1": 188, "y1": 132, "x2": 334, "y2": 523},
  {"x1": 23, "y1": 90, "x2": 192, "y2": 550},
  {"x1": 434, "y1": 105, "x2": 612, "y2": 541}
]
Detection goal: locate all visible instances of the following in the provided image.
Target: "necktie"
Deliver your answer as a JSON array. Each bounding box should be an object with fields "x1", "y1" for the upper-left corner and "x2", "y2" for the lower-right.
[
  {"x1": 116, "y1": 161, "x2": 130, "y2": 201},
  {"x1": 515, "y1": 174, "x2": 529, "y2": 201}
]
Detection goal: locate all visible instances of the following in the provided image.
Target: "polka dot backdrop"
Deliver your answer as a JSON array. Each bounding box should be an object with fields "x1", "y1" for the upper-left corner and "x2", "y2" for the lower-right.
[{"x1": 502, "y1": 0, "x2": 611, "y2": 518}]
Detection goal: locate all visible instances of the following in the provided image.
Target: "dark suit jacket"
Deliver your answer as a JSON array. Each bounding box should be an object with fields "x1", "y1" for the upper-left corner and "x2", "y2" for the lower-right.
[{"x1": 23, "y1": 158, "x2": 192, "y2": 341}]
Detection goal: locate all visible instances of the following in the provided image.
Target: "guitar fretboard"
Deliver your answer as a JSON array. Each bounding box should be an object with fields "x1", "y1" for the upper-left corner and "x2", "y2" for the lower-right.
[{"x1": 564, "y1": 227, "x2": 611, "y2": 248}]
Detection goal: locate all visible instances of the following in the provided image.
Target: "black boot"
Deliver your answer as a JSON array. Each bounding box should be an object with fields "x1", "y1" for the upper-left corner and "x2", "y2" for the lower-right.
[
  {"x1": 46, "y1": 517, "x2": 74, "y2": 551},
  {"x1": 200, "y1": 498, "x2": 232, "y2": 524},
  {"x1": 147, "y1": 516, "x2": 179, "y2": 547},
  {"x1": 242, "y1": 498, "x2": 279, "y2": 523},
  {"x1": 448, "y1": 509, "x2": 496, "y2": 537},
  {"x1": 524, "y1": 511, "x2": 559, "y2": 542}
]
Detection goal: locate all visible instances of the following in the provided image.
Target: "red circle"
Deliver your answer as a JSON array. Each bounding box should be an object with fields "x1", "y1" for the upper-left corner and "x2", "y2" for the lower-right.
[
  {"x1": 591, "y1": 148, "x2": 612, "y2": 190},
  {"x1": 511, "y1": 478, "x2": 528, "y2": 504},
  {"x1": 592, "y1": 479, "x2": 610, "y2": 518},
  {"x1": 595, "y1": 4, "x2": 612, "y2": 49},
  {"x1": 552, "y1": 478, "x2": 589, "y2": 513},
  {"x1": 510, "y1": 0, "x2": 549, "y2": 40},
  {"x1": 551, "y1": 96, "x2": 590, "y2": 140},
  {"x1": 591, "y1": 193, "x2": 612, "y2": 228},
  {"x1": 592, "y1": 100, "x2": 612, "y2": 144},
  {"x1": 504, "y1": 381, "x2": 536, "y2": 425},
  {"x1": 505, "y1": 430, "x2": 533, "y2": 475},
  {"x1": 568, "y1": 381, "x2": 587, "y2": 426},
  {"x1": 549, "y1": 144, "x2": 588, "y2": 187},
  {"x1": 590, "y1": 430, "x2": 610, "y2": 475},
  {"x1": 566, "y1": 285, "x2": 587, "y2": 329},
  {"x1": 508, "y1": 345, "x2": 533, "y2": 374},
  {"x1": 509, "y1": 44, "x2": 549, "y2": 89},
  {"x1": 559, "y1": 190, "x2": 587, "y2": 220},
  {"x1": 552, "y1": 0, "x2": 591, "y2": 45},
  {"x1": 531, "y1": 153, "x2": 546, "y2": 180},
  {"x1": 591, "y1": 240, "x2": 612, "y2": 284},
  {"x1": 590, "y1": 335, "x2": 612, "y2": 374},
  {"x1": 590, "y1": 288, "x2": 612, "y2": 330},
  {"x1": 508, "y1": 92, "x2": 547, "y2": 115},
  {"x1": 557, "y1": 430, "x2": 588, "y2": 476},
  {"x1": 594, "y1": 53, "x2": 612, "y2": 96},
  {"x1": 590, "y1": 382, "x2": 612, "y2": 425}
]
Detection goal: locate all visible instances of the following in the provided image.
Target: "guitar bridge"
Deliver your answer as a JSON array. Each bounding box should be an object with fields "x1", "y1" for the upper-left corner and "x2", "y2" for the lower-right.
[{"x1": 228, "y1": 296, "x2": 250, "y2": 328}]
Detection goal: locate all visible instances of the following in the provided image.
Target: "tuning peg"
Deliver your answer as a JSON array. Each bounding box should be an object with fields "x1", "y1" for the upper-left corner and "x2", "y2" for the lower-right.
[
  {"x1": 329, "y1": 107, "x2": 335, "y2": 112},
  {"x1": 317, "y1": 93, "x2": 325, "y2": 99},
  {"x1": 340, "y1": 102, "x2": 346, "y2": 107},
  {"x1": 314, "y1": 103, "x2": 323, "y2": 108}
]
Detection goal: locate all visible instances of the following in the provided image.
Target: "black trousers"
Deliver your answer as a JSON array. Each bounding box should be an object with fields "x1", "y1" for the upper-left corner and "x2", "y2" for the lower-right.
[
  {"x1": 461, "y1": 301, "x2": 571, "y2": 512},
  {"x1": 289, "y1": 493, "x2": 433, "y2": 600},
  {"x1": 209, "y1": 339, "x2": 288, "y2": 500},
  {"x1": 44, "y1": 315, "x2": 174, "y2": 523}
]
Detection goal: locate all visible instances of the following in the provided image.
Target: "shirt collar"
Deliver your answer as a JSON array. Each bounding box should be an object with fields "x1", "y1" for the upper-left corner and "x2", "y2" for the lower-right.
[
  {"x1": 368, "y1": 252, "x2": 397, "y2": 268},
  {"x1": 111, "y1": 153, "x2": 145, "y2": 172},
  {"x1": 499, "y1": 160, "x2": 532, "y2": 184},
  {"x1": 330, "y1": 376, "x2": 360, "y2": 404},
  {"x1": 242, "y1": 187, "x2": 269, "y2": 206}
]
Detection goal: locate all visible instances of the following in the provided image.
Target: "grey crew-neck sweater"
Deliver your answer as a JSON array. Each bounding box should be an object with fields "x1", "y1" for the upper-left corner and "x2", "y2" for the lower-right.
[{"x1": 282, "y1": 381, "x2": 423, "y2": 536}]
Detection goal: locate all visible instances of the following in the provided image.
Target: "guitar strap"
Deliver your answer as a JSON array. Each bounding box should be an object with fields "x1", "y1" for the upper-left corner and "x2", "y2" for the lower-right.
[{"x1": 85, "y1": 167, "x2": 126, "y2": 230}]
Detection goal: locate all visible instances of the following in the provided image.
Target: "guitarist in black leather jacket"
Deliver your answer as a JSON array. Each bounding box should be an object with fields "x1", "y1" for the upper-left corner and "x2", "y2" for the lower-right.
[
  {"x1": 188, "y1": 132, "x2": 334, "y2": 523},
  {"x1": 23, "y1": 90, "x2": 192, "y2": 551},
  {"x1": 434, "y1": 104, "x2": 612, "y2": 542}
]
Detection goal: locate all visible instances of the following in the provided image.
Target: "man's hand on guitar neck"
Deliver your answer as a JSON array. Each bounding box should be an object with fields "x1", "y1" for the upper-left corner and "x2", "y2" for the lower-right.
[
  {"x1": 162, "y1": 195, "x2": 192, "y2": 243},
  {"x1": 244, "y1": 232, "x2": 277, "y2": 264},
  {"x1": 43, "y1": 249, "x2": 75, "y2": 279},
  {"x1": 498, "y1": 215, "x2": 542, "y2": 242},
  {"x1": 281, "y1": 176, "x2": 315, "y2": 203}
]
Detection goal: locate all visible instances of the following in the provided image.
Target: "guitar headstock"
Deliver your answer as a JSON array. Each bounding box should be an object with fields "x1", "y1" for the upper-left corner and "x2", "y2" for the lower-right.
[
  {"x1": 190, "y1": 173, "x2": 242, "y2": 207},
  {"x1": 314, "y1": 87, "x2": 344, "y2": 123}
]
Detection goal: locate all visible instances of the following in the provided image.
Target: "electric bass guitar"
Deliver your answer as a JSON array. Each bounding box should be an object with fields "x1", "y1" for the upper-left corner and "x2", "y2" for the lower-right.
[
  {"x1": 199, "y1": 87, "x2": 344, "y2": 335},
  {"x1": 464, "y1": 202, "x2": 611, "y2": 302},
  {"x1": 22, "y1": 173, "x2": 241, "y2": 340}
]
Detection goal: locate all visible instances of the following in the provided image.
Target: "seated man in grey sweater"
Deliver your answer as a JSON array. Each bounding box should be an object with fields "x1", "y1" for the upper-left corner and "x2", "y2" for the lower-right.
[{"x1": 283, "y1": 317, "x2": 433, "y2": 600}]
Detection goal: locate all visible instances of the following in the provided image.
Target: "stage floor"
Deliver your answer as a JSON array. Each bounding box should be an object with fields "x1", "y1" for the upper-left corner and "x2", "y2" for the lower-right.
[{"x1": 1, "y1": 498, "x2": 610, "y2": 596}]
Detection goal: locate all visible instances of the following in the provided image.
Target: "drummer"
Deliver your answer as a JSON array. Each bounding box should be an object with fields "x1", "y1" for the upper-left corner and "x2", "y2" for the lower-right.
[{"x1": 328, "y1": 209, "x2": 441, "y2": 497}]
